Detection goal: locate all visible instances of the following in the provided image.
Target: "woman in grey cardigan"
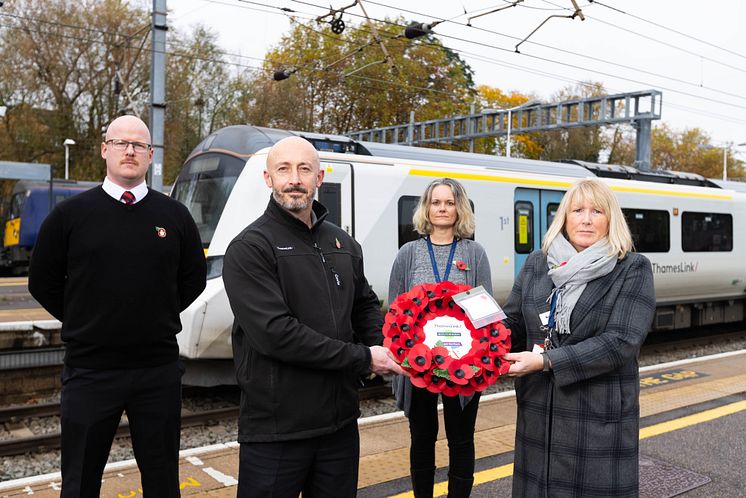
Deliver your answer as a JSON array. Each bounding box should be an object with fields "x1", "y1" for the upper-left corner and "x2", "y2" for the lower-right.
[
  {"x1": 388, "y1": 178, "x2": 491, "y2": 498},
  {"x1": 503, "y1": 178, "x2": 655, "y2": 497}
]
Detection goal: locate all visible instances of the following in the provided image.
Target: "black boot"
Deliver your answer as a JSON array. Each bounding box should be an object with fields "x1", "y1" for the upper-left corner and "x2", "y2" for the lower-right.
[
  {"x1": 447, "y1": 473, "x2": 474, "y2": 498},
  {"x1": 411, "y1": 467, "x2": 435, "y2": 498}
]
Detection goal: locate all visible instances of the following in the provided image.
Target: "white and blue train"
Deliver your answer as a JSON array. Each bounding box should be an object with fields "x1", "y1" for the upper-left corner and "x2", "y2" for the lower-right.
[{"x1": 171, "y1": 125, "x2": 746, "y2": 384}]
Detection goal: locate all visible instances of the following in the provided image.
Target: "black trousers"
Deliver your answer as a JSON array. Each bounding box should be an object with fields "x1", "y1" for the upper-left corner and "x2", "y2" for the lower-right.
[
  {"x1": 237, "y1": 421, "x2": 360, "y2": 498},
  {"x1": 59, "y1": 361, "x2": 184, "y2": 498},
  {"x1": 408, "y1": 387, "x2": 481, "y2": 478}
]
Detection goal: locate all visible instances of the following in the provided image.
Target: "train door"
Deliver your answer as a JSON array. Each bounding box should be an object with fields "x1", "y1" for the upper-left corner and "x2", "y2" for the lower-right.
[
  {"x1": 318, "y1": 162, "x2": 354, "y2": 236},
  {"x1": 514, "y1": 188, "x2": 564, "y2": 276}
]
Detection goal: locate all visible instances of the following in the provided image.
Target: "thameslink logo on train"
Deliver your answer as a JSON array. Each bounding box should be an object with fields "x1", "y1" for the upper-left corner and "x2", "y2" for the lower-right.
[{"x1": 651, "y1": 261, "x2": 699, "y2": 274}]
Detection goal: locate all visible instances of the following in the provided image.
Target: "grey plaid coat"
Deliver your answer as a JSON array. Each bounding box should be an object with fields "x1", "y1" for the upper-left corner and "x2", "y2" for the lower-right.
[{"x1": 503, "y1": 250, "x2": 655, "y2": 498}]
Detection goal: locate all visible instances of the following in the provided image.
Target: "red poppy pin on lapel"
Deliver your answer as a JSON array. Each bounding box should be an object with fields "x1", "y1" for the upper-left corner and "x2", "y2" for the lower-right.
[
  {"x1": 454, "y1": 260, "x2": 470, "y2": 271},
  {"x1": 155, "y1": 226, "x2": 167, "y2": 238}
]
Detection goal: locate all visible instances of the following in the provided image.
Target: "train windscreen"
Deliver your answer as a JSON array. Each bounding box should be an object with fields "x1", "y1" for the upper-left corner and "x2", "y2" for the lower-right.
[{"x1": 171, "y1": 153, "x2": 245, "y2": 246}]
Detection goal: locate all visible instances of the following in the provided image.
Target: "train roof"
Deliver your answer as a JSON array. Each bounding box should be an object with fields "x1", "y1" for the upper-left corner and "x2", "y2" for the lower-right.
[
  {"x1": 190, "y1": 125, "x2": 725, "y2": 188},
  {"x1": 710, "y1": 179, "x2": 746, "y2": 192},
  {"x1": 191, "y1": 125, "x2": 590, "y2": 178},
  {"x1": 566, "y1": 160, "x2": 720, "y2": 188},
  {"x1": 357, "y1": 141, "x2": 591, "y2": 178}
]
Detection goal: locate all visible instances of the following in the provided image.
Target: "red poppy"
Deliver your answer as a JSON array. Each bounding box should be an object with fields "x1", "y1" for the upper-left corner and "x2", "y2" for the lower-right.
[
  {"x1": 384, "y1": 283, "x2": 512, "y2": 395},
  {"x1": 407, "y1": 343, "x2": 432, "y2": 372},
  {"x1": 436, "y1": 280, "x2": 459, "y2": 296},
  {"x1": 441, "y1": 380, "x2": 461, "y2": 397},
  {"x1": 426, "y1": 375, "x2": 446, "y2": 393},
  {"x1": 410, "y1": 371, "x2": 432, "y2": 388},
  {"x1": 455, "y1": 261, "x2": 470, "y2": 271},
  {"x1": 447, "y1": 359, "x2": 475, "y2": 385},
  {"x1": 430, "y1": 346, "x2": 452, "y2": 369}
]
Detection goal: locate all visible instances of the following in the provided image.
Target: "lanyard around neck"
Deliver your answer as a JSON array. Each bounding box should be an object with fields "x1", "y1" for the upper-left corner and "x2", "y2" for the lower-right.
[{"x1": 426, "y1": 236, "x2": 458, "y2": 283}]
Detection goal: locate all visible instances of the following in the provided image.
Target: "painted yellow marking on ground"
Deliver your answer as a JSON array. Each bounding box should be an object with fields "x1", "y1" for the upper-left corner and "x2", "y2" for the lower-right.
[
  {"x1": 640, "y1": 399, "x2": 746, "y2": 440},
  {"x1": 0, "y1": 282, "x2": 27, "y2": 287},
  {"x1": 388, "y1": 399, "x2": 746, "y2": 498}
]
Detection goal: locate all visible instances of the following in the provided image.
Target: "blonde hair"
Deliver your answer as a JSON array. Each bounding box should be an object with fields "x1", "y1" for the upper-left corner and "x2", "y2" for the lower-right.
[
  {"x1": 542, "y1": 178, "x2": 633, "y2": 259},
  {"x1": 413, "y1": 178, "x2": 475, "y2": 238}
]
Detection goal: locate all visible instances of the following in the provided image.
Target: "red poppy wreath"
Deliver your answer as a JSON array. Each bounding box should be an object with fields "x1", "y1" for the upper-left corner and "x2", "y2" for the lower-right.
[{"x1": 383, "y1": 281, "x2": 512, "y2": 397}]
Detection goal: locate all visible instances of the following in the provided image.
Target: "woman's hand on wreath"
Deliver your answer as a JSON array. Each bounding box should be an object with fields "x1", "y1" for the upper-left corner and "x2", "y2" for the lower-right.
[
  {"x1": 370, "y1": 345, "x2": 409, "y2": 377},
  {"x1": 503, "y1": 352, "x2": 544, "y2": 377}
]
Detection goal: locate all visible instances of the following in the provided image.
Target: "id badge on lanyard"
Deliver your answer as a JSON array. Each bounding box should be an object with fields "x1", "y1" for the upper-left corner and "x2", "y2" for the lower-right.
[{"x1": 540, "y1": 290, "x2": 558, "y2": 350}]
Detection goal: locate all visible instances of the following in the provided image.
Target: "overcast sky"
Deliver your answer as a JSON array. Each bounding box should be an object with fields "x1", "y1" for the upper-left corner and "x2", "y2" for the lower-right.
[{"x1": 167, "y1": 0, "x2": 746, "y2": 153}]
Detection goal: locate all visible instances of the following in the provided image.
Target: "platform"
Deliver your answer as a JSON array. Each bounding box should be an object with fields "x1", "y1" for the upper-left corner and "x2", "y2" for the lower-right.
[{"x1": 1, "y1": 350, "x2": 745, "y2": 497}]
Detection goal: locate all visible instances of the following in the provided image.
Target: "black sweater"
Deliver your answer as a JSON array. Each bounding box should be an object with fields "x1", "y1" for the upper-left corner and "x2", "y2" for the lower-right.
[{"x1": 28, "y1": 186, "x2": 206, "y2": 369}]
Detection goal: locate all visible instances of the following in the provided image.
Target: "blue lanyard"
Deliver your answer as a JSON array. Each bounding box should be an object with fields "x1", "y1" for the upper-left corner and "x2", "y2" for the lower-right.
[
  {"x1": 547, "y1": 289, "x2": 559, "y2": 330},
  {"x1": 426, "y1": 236, "x2": 458, "y2": 283}
]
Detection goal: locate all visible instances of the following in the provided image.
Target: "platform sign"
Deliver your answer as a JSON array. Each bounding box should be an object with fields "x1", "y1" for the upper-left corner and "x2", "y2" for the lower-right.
[{"x1": 639, "y1": 369, "x2": 707, "y2": 389}]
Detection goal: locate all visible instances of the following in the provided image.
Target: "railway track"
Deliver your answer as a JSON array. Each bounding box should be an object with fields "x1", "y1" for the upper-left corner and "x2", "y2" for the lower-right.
[
  {"x1": 0, "y1": 405, "x2": 241, "y2": 457},
  {"x1": 0, "y1": 382, "x2": 392, "y2": 457},
  {"x1": 0, "y1": 322, "x2": 745, "y2": 458}
]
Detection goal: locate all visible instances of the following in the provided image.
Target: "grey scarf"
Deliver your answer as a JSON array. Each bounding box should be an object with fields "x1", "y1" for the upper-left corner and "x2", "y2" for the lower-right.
[{"x1": 546, "y1": 235, "x2": 617, "y2": 335}]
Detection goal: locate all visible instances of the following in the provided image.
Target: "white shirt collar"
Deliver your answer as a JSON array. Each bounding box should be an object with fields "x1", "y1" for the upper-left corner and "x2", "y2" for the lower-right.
[{"x1": 103, "y1": 177, "x2": 149, "y2": 204}]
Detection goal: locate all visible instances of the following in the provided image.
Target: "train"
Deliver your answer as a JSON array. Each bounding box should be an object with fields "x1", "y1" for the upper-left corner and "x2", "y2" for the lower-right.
[
  {"x1": 0, "y1": 180, "x2": 98, "y2": 274},
  {"x1": 167, "y1": 124, "x2": 746, "y2": 385}
]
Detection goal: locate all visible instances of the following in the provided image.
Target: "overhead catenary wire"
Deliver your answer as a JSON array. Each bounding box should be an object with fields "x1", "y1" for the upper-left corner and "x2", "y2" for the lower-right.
[
  {"x1": 286, "y1": 0, "x2": 746, "y2": 111},
  {"x1": 3, "y1": 1, "x2": 746, "y2": 129}
]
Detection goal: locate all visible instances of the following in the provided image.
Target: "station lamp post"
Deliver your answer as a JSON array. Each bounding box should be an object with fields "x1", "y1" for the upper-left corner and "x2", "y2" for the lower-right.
[
  {"x1": 63, "y1": 138, "x2": 76, "y2": 180},
  {"x1": 701, "y1": 142, "x2": 746, "y2": 181},
  {"x1": 505, "y1": 99, "x2": 542, "y2": 158}
]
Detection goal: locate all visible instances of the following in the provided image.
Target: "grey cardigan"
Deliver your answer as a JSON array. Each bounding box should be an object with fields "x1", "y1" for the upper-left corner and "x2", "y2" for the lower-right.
[{"x1": 387, "y1": 237, "x2": 492, "y2": 415}]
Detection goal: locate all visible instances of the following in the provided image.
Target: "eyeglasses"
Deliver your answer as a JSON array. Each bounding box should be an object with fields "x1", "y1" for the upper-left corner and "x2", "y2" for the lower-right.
[{"x1": 105, "y1": 139, "x2": 152, "y2": 154}]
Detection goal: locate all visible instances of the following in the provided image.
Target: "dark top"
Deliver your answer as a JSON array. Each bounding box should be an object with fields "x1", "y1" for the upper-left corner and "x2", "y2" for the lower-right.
[
  {"x1": 223, "y1": 196, "x2": 382, "y2": 442},
  {"x1": 503, "y1": 250, "x2": 655, "y2": 497},
  {"x1": 28, "y1": 186, "x2": 206, "y2": 369}
]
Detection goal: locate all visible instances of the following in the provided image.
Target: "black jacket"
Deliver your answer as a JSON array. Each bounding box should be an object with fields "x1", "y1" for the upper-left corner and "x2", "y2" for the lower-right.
[{"x1": 223, "y1": 196, "x2": 383, "y2": 442}]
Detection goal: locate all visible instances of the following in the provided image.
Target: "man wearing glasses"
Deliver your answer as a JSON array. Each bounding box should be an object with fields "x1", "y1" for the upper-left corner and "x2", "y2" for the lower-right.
[{"x1": 29, "y1": 115, "x2": 206, "y2": 497}]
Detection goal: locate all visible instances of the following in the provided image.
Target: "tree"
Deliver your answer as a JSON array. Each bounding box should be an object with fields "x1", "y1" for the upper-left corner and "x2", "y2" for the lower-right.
[
  {"x1": 242, "y1": 18, "x2": 476, "y2": 137},
  {"x1": 603, "y1": 123, "x2": 745, "y2": 179},
  {"x1": 0, "y1": 0, "x2": 150, "y2": 179},
  {"x1": 476, "y1": 85, "x2": 542, "y2": 157},
  {"x1": 535, "y1": 81, "x2": 609, "y2": 162}
]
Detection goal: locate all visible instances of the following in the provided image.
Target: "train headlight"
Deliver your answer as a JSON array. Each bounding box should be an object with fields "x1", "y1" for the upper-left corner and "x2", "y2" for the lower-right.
[{"x1": 205, "y1": 255, "x2": 224, "y2": 280}]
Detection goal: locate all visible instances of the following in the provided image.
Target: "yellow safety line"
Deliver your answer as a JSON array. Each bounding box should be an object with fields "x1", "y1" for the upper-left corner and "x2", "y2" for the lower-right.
[
  {"x1": 639, "y1": 399, "x2": 746, "y2": 439},
  {"x1": 407, "y1": 169, "x2": 732, "y2": 200},
  {"x1": 387, "y1": 398, "x2": 746, "y2": 498}
]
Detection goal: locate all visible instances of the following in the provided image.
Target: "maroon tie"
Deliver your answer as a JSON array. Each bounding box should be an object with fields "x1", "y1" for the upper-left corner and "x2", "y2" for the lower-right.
[{"x1": 120, "y1": 191, "x2": 135, "y2": 205}]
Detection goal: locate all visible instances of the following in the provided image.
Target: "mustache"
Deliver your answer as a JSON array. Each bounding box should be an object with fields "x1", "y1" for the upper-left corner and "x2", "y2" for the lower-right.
[{"x1": 282, "y1": 186, "x2": 308, "y2": 194}]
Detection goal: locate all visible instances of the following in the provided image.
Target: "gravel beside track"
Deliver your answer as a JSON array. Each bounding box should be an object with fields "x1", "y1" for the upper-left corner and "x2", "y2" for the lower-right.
[{"x1": 2, "y1": 332, "x2": 746, "y2": 482}]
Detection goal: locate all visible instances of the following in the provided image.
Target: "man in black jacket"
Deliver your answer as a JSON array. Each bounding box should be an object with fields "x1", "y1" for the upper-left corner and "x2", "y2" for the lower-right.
[
  {"x1": 28, "y1": 115, "x2": 206, "y2": 497},
  {"x1": 223, "y1": 136, "x2": 403, "y2": 498}
]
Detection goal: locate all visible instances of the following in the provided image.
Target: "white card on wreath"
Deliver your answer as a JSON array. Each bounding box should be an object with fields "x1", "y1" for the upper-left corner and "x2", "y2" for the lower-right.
[{"x1": 452, "y1": 286, "x2": 506, "y2": 329}]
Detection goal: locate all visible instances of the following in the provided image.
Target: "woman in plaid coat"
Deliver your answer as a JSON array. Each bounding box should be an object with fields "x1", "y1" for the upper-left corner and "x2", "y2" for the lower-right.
[{"x1": 503, "y1": 179, "x2": 655, "y2": 497}]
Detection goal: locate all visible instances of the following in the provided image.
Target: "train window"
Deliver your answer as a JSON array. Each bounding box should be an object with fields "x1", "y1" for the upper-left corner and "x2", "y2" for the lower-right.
[
  {"x1": 8, "y1": 193, "x2": 24, "y2": 219},
  {"x1": 398, "y1": 196, "x2": 419, "y2": 248},
  {"x1": 171, "y1": 153, "x2": 245, "y2": 246},
  {"x1": 546, "y1": 203, "x2": 559, "y2": 230},
  {"x1": 514, "y1": 201, "x2": 534, "y2": 254},
  {"x1": 318, "y1": 183, "x2": 341, "y2": 227},
  {"x1": 622, "y1": 209, "x2": 669, "y2": 252},
  {"x1": 682, "y1": 212, "x2": 732, "y2": 252}
]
